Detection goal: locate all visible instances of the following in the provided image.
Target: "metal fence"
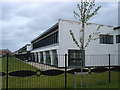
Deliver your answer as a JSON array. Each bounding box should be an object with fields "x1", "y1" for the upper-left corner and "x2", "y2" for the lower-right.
[
  {"x1": 0, "y1": 53, "x2": 119, "y2": 89},
  {"x1": 85, "y1": 54, "x2": 119, "y2": 67}
]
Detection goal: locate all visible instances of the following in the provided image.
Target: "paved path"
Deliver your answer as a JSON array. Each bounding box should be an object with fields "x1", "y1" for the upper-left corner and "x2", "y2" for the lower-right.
[{"x1": 25, "y1": 61, "x2": 65, "y2": 71}]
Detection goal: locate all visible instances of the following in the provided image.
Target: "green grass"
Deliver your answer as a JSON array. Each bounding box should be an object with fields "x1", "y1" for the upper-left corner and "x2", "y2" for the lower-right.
[{"x1": 1, "y1": 57, "x2": 119, "y2": 88}]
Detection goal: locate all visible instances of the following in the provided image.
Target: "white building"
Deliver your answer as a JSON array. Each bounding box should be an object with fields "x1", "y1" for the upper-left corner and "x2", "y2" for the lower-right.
[
  {"x1": 15, "y1": 44, "x2": 32, "y2": 61},
  {"x1": 15, "y1": 44, "x2": 31, "y2": 55},
  {"x1": 31, "y1": 19, "x2": 119, "y2": 67},
  {"x1": 114, "y1": 26, "x2": 120, "y2": 66}
]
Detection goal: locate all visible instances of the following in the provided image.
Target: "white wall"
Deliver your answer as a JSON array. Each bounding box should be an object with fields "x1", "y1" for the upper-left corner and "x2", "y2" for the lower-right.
[
  {"x1": 31, "y1": 44, "x2": 58, "y2": 53},
  {"x1": 58, "y1": 19, "x2": 115, "y2": 55},
  {"x1": 85, "y1": 24, "x2": 115, "y2": 55},
  {"x1": 30, "y1": 19, "x2": 119, "y2": 67},
  {"x1": 58, "y1": 19, "x2": 117, "y2": 67},
  {"x1": 114, "y1": 28, "x2": 120, "y2": 66},
  {"x1": 114, "y1": 28, "x2": 120, "y2": 54},
  {"x1": 27, "y1": 44, "x2": 32, "y2": 51},
  {"x1": 58, "y1": 19, "x2": 81, "y2": 67}
]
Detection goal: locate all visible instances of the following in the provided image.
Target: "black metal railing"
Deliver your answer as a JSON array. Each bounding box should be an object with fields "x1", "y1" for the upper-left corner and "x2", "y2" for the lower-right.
[{"x1": 0, "y1": 53, "x2": 119, "y2": 89}]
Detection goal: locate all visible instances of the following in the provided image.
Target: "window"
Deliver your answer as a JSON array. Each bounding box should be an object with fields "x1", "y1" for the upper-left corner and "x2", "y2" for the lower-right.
[
  {"x1": 68, "y1": 50, "x2": 85, "y2": 67},
  {"x1": 116, "y1": 35, "x2": 120, "y2": 43},
  {"x1": 36, "y1": 52, "x2": 39, "y2": 62},
  {"x1": 40, "y1": 52, "x2": 44, "y2": 63},
  {"x1": 46, "y1": 51, "x2": 51, "y2": 64},
  {"x1": 32, "y1": 53, "x2": 35, "y2": 62},
  {"x1": 33, "y1": 31, "x2": 58, "y2": 49},
  {"x1": 34, "y1": 53, "x2": 38, "y2": 62},
  {"x1": 100, "y1": 34, "x2": 113, "y2": 44},
  {"x1": 52, "y1": 50, "x2": 58, "y2": 66}
]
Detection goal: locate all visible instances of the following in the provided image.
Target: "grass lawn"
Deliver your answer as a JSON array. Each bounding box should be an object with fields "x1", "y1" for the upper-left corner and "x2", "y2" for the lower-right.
[{"x1": 1, "y1": 56, "x2": 119, "y2": 88}]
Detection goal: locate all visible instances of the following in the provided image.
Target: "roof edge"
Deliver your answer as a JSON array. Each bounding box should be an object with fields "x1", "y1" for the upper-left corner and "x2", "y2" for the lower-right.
[
  {"x1": 31, "y1": 22, "x2": 58, "y2": 43},
  {"x1": 59, "y1": 19, "x2": 114, "y2": 27},
  {"x1": 114, "y1": 26, "x2": 120, "y2": 30}
]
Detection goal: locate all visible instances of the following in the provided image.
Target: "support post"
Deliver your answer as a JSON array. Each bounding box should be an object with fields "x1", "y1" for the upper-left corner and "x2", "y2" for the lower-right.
[
  {"x1": 6, "y1": 53, "x2": 9, "y2": 90},
  {"x1": 108, "y1": 54, "x2": 111, "y2": 83},
  {"x1": 65, "y1": 54, "x2": 67, "y2": 88}
]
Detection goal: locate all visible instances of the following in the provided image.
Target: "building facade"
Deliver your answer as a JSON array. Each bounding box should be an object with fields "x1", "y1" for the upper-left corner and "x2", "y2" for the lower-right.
[
  {"x1": 30, "y1": 19, "x2": 119, "y2": 67},
  {"x1": 114, "y1": 26, "x2": 120, "y2": 66},
  {"x1": 15, "y1": 44, "x2": 32, "y2": 61}
]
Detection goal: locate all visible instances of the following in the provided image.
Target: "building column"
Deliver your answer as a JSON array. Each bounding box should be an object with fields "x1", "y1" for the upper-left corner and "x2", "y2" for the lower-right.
[
  {"x1": 43, "y1": 52, "x2": 46, "y2": 64},
  {"x1": 38, "y1": 52, "x2": 41, "y2": 63},
  {"x1": 49, "y1": 50, "x2": 54, "y2": 65}
]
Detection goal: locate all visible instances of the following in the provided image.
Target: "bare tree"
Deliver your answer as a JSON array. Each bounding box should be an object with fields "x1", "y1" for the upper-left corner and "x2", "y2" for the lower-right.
[
  {"x1": 70, "y1": 0, "x2": 101, "y2": 51},
  {"x1": 69, "y1": 0, "x2": 102, "y2": 87}
]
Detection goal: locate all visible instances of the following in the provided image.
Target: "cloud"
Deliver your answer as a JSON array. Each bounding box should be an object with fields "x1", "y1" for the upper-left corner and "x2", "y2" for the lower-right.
[
  {"x1": 1, "y1": 2, "x2": 118, "y2": 52},
  {"x1": 89, "y1": 2, "x2": 118, "y2": 26}
]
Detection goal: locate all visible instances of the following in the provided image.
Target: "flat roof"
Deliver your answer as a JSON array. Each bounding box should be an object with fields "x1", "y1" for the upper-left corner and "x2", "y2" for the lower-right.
[
  {"x1": 31, "y1": 19, "x2": 114, "y2": 43},
  {"x1": 18, "y1": 44, "x2": 30, "y2": 52},
  {"x1": 31, "y1": 23, "x2": 58, "y2": 43},
  {"x1": 114, "y1": 26, "x2": 120, "y2": 30}
]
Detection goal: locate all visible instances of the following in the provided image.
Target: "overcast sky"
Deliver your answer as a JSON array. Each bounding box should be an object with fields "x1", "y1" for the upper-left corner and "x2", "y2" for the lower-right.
[{"x1": 1, "y1": 1, "x2": 118, "y2": 52}]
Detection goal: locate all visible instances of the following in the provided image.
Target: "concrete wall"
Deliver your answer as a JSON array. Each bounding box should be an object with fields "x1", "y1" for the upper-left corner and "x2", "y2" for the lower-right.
[
  {"x1": 31, "y1": 19, "x2": 119, "y2": 67},
  {"x1": 114, "y1": 28, "x2": 120, "y2": 54},
  {"x1": 58, "y1": 19, "x2": 117, "y2": 67},
  {"x1": 58, "y1": 19, "x2": 115, "y2": 55},
  {"x1": 114, "y1": 28, "x2": 120, "y2": 66},
  {"x1": 27, "y1": 44, "x2": 32, "y2": 51}
]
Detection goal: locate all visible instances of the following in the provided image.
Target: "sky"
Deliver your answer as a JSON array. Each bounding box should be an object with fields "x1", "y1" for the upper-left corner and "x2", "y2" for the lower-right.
[{"x1": 0, "y1": 1, "x2": 119, "y2": 52}]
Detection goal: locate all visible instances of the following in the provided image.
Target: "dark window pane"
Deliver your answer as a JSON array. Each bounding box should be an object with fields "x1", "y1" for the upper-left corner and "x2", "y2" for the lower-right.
[
  {"x1": 68, "y1": 50, "x2": 84, "y2": 67},
  {"x1": 32, "y1": 31, "x2": 58, "y2": 49},
  {"x1": 100, "y1": 34, "x2": 113, "y2": 44},
  {"x1": 116, "y1": 35, "x2": 120, "y2": 43},
  {"x1": 40, "y1": 52, "x2": 44, "y2": 63},
  {"x1": 46, "y1": 51, "x2": 51, "y2": 64},
  {"x1": 53, "y1": 50, "x2": 58, "y2": 66}
]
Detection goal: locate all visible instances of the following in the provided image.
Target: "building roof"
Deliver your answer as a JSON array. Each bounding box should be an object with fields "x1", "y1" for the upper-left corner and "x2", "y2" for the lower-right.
[
  {"x1": 18, "y1": 44, "x2": 30, "y2": 52},
  {"x1": 31, "y1": 23, "x2": 58, "y2": 43},
  {"x1": 114, "y1": 26, "x2": 120, "y2": 30},
  {"x1": 0, "y1": 49, "x2": 11, "y2": 52},
  {"x1": 31, "y1": 19, "x2": 114, "y2": 43}
]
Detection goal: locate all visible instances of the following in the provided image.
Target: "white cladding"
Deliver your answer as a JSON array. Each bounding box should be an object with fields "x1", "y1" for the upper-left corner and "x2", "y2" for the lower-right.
[
  {"x1": 26, "y1": 44, "x2": 32, "y2": 51},
  {"x1": 114, "y1": 28, "x2": 120, "y2": 54},
  {"x1": 58, "y1": 19, "x2": 115, "y2": 55},
  {"x1": 31, "y1": 19, "x2": 119, "y2": 67},
  {"x1": 114, "y1": 27, "x2": 120, "y2": 66},
  {"x1": 58, "y1": 19, "x2": 117, "y2": 67}
]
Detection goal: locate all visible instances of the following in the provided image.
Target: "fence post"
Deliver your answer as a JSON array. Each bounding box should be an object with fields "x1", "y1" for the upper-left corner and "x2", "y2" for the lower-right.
[
  {"x1": 108, "y1": 54, "x2": 111, "y2": 83},
  {"x1": 65, "y1": 54, "x2": 67, "y2": 88},
  {"x1": 6, "y1": 53, "x2": 9, "y2": 90}
]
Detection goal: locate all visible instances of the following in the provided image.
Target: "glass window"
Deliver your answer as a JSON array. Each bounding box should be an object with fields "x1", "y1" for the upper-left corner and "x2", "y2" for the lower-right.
[
  {"x1": 46, "y1": 51, "x2": 51, "y2": 64},
  {"x1": 116, "y1": 35, "x2": 120, "y2": 43},
  {"x1": 68, "y1": 50, "x2": 84, "y2": 67},
  {"x1": 32, "y1": 53, "x2": 35, "y2": 62},
  {"x1": 36, "y1": 52, "x2": 39, "y2": 62},
  {"x1": 52, "y1": 50, "x2": 58, "y2": 66},
  {"x1": 100, "y1": 34, "x2": 113, "y2": 44},
  {"x1": 33, "y1": 31, "x2": 58, "y2": 49},
  {"x1": 40, "y1": 52, "x2": 44, "y2": 63}
]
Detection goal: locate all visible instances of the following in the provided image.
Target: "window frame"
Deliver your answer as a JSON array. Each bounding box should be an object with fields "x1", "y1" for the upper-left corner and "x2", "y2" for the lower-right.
[
  {"x1": 100, "y1": 34, "x2": 113, "y2": 44},
  {"x1": 33, "y1": 31, "x2": 58, "y2": 49},
  {"x1": 116, "y1": 35, "x2": 120, "y2": 43}
]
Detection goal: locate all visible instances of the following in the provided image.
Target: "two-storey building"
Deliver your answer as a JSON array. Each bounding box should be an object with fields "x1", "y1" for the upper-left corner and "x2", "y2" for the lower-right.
[{"x1": 30, "y1": 19, "x2": 119, "y2": 67}]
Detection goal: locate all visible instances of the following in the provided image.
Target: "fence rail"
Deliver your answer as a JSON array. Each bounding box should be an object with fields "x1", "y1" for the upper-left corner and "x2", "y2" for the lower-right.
[{"x1": 14, "y1": 53, "x2": 119, "y2": 67}]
